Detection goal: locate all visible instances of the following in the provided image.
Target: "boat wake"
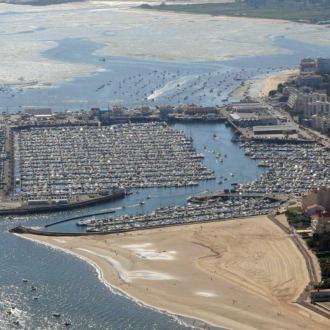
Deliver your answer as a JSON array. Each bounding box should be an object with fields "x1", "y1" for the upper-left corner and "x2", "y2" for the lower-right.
[{"x1": 146, "y1": 74, "x2": 198, "y2": 100}]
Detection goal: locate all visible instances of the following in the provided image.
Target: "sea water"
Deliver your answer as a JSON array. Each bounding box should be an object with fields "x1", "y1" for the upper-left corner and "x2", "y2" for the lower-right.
[{"x1": 1, "y1": 31, "x2": 330, "y2": 330}]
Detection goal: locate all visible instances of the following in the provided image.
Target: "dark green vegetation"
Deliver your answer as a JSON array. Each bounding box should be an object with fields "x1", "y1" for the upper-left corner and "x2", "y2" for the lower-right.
[
  {"x1": 307, "y1": 234, "x2": 330, "y2": 288},
  {"x1": 286, "y1": 210, "x2": 330, "y2": 288},
  {"x1": 144, "y1": 0, "x2": 330, "y2": 23},
  {"x1": 286, "y1": 209, "x2": 311, "y2": 228}
]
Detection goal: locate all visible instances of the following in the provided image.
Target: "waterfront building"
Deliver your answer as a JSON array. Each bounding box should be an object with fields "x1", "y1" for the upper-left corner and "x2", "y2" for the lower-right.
[
  {"x1": 182, "y1": 106, "x2": 218, "y2": 116},
  {"x1": 158, "y1": 105, "x2": 174, "y2": 118},
  {"x1": 24, "y1": 107, "x2": 52, "y2": 116},
  {"x1": 227, "y1": 101, "x2": 268, "y2": 113},
  {"x1": 229, "y1": 113, "x2": 277, "y2": 127},
  {"x1": 228, "y1": 101, "x2": 277, "y2": 127},
  {"x1": 252, "y1": 125, "x2": 296, "y2": 135}
]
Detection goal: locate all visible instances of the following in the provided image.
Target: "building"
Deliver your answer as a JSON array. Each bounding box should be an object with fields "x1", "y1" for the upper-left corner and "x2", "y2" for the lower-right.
[
  {"x1": 229, "y1": 113, "x2": 277, "y2": 127},
  {"x1": 311, "y1": 115, "x2": 327, "y2": 131},
  {"x1": 287, "y1": 91, "x2": 329, "y2": 117},
  {"x1": 311, "y1": 115, "x2": 330, "y2": 132},
  {"x1": 304, "y1": 92, "x2": 328, "y2": 103},
  {"x1": 158, "y1": 105, "x2": 174, "y2": 118},
  {"x1": 305, "y1": 100, "x2": 330, "y2": 117},
  {"x1": 311, "y1": 213, "x2": 330, "y2": 234},
  {"x1": 253, "y1": 125, "x2": 297, "y2": 135},
  {"x1": 296, "y1": 74, "x2": 322, "y2": 87},
  {"x1": 303, "y1": 187, "x2": 330, "y2": 211},
  {"x1": 24, "y1": 108, "x2": 52, "y2": 116},
  {"x1": 112, "y1": 106, "x2": 125, "y2": 116},
  {"x1": 302, "y1": 190, "x2": 318, "y2": 210},
  {"x1": 317, "y1": 57, "x2": 330, "y2": 74},
  {"x1": 228, "y1": 101, "x2": 277, "y2": 127},
  {"x1": 300, "y1": 58, "x2": 316, "y2": 73},
  {"x1": 305, "y1": 204, "x2": 325, "y2": 217},
  {"x1": 227, "y1": 101, "x2": 268, "y2": 113},
  {"x1": 140, "y1": 106, "x2": 152, "y2": 116},
  {"x1": 287, "y1": 90, "x2": 305, "y2": 112},
  {"x1": 98, "y1": 109, "x2": 113, "y2": 122},
  {"x1": 182, "y1": 106, "x2": 218, "y2": 116},
  {"x1": 317, "y1": 187, "x2": 330, "y2": 210}
]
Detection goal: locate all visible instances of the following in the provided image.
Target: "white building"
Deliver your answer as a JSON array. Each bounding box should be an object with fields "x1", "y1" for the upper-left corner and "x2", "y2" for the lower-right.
[
  {"x1": 307, "y1": 101, "x2": 330, "y2": 117},
  {"x1": 287, "y1": 91, "x2": 330, "y2": 118}
]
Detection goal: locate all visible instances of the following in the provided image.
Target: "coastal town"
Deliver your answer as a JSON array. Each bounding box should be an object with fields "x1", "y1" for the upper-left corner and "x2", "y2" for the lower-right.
[
  {"x1": 3, "y1": 0, "x2": 330, "y2": 328},
  {"x1": 4, "y1": 56, "x2": 330, "y2": 329}
]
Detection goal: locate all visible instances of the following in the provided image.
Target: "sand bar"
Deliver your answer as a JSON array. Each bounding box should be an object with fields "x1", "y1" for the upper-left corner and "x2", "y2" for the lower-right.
[{"x1": 23, "y1": 216, "x2": 330, "y2": 330}]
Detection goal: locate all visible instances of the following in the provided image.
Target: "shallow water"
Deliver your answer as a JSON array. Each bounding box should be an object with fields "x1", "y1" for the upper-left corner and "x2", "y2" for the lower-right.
[
  {"x1": 1, "y1": 122, "x2": 262, "y2": 330},
  {"x1": 1, "y1": 18, "x2": 330, "y2": 330},
  {"x1": 1, "y1": 34, "x2": 330, "y2": 112}
]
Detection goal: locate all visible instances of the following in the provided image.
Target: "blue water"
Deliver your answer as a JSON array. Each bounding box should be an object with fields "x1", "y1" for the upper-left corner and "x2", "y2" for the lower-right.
[
  {"x1": 1, "y1": 33, "x2": 330, "y2": 112},
  {"x1": 1, "y1": 25, "x2": 330, "y2": 330},
  {"x1": 0, "y1": 122, "x2": 264, "y2": 330}
]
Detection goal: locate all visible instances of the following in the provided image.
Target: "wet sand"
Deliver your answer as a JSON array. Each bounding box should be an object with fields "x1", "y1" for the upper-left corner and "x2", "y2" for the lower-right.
[
  {"x1": 261, "y1": 70, "x2": 298, "y2": 97},
  {"x1": 230, "y1": 69, "x2": 299, "y2": 99},
  {"x1": 22, "y1": 215, "x2": 330, "y2": 330}
]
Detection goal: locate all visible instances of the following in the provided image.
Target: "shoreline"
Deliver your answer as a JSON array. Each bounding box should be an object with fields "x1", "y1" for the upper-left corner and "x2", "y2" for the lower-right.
[
  {"x1": 18, "y1": 216, "x2": 330, "y2": 330},
  {"x1": 260, "y1": 69, "x2": 299, "y2": 97},
  {"x1": 230, "y1": 69, "x2": 299, "y2": 99},
  {"x1": 17, "y1": 233, "x2": 227, "y2": 330}
]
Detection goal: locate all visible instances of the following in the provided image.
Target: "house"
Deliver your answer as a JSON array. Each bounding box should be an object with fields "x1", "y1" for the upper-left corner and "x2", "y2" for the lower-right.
[{"x1": 305, "y1": 204, "x2": 325, "y2": 217}]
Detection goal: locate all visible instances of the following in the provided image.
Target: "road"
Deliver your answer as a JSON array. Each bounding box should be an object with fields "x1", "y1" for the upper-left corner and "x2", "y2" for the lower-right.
[{"x1": 268, "y1": 213, "x2": 330, "y2": 319}]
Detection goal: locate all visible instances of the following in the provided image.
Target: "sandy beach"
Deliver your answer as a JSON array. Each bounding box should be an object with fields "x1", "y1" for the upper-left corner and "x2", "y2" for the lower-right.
[
  {"x1": 23, "y1": 216, "x2": 330, "y2": 330},
  {"x1": 261, "y1": 70, "x2": 299, "y2": 97},
  {"x1": 230, "y1": 69, "x2": 299, "y2": 99}
]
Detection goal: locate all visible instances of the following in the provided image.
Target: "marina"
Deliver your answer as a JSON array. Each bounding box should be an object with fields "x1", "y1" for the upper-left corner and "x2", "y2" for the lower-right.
[
  {"x1": 1, "y1": 5, "x2": 330, "y2": 327},
  {"x1": 1, "y1": 121, "x2": 266, "y2": 330},
  {"x1": 77, "y1": 198, "x2": 281, "y2": 234},
  {"x1": 16, "y1": 122, "x2": 214, "y2": 198},
  {"x1": 237, "y1": 142, "x2": 330, "y2": 195}
]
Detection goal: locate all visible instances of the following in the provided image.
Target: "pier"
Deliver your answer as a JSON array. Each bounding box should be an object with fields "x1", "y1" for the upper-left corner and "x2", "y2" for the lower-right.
[
  {"x1": 0, "y1": 191, "x2": 125, "y2": 216},
  {"x1": 187, "y1": 191, "x2": 287, "y2": 203}
]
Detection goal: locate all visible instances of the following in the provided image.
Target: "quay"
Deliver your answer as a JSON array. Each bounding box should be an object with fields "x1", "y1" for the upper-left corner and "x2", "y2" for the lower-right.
[
  {"x1": 44, "y1": 209, "x2": 117, "y2": 228},
  {"x1": 0, "y1": 191, "x2": 125, "y2": 216},
  {"x1": 187, "y1": 191, "x2": 287, "y2": 203},
  {"x1": 0, "y1": 100, "x2": 325, "y2": 216}
]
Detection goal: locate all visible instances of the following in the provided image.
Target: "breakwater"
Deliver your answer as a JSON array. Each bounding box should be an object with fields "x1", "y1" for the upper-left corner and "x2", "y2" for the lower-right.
[{"x1": 0, "y1": 192, "x2": 125, "y2": 216}]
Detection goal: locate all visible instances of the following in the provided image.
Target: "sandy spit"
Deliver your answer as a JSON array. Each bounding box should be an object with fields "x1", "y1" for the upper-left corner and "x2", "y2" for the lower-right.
[{"x1": 21, "y1": 215, "x2": 330, "y2": 330}]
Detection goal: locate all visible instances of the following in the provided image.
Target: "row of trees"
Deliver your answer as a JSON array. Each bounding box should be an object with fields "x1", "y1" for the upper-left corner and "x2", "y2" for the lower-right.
[{"x1": 307, "y1": 234, "x2": 330, "y2": 288}]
